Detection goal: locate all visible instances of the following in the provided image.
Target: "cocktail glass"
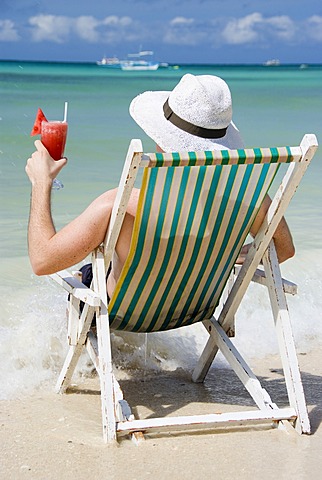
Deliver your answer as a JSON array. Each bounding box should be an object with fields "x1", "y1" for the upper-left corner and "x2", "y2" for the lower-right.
[{"x1": 41, "y1": 120, "x2": 68, "y2": 189}]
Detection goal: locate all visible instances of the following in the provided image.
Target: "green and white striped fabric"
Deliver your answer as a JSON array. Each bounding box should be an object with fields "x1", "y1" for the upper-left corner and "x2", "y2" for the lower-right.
[{"x1": 109, "y1": 146, "x2": 297, "y2": 332}]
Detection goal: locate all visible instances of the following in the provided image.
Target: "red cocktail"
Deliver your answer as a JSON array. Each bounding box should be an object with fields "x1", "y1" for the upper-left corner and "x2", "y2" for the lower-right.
[{"x1": 41, "y1": 121, "x2": 68, "y2": 160}]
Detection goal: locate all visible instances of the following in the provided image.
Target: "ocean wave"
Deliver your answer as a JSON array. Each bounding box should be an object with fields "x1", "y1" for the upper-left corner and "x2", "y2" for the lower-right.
[{"x1": 0, "y1": 250, "x2": 321, "y2": 400}]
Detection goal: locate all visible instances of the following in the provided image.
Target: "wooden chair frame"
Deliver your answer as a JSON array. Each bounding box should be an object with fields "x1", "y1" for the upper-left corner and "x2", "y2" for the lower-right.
[{"x1": 51, "y1": 134, "x2": 318, "y2": 443}]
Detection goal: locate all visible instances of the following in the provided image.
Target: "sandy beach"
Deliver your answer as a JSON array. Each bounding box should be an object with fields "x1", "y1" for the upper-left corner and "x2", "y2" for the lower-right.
[{"x1": 1, "y1": 346, "x2": 322, "y2": 480}]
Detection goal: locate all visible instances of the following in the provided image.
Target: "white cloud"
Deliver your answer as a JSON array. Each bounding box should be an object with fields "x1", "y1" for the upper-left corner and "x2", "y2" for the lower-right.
[
  {"x1": 306, "y1": 15, "x2": 322, "y2": 41},
  {"x1": 102, "y1": 16, "x2": 132, "y2": 27},
  {"x1": 0, "y1": 19, "x2": 20, "y2": 41},
  {"x1": 164, "y1": 16, "x2": 206, "y2": 46},
  {"x1": 74, "y1": 16, "x2": 99, "y2": 43},
  {"x1": 222, "y1": 13, "x2": 262, "y2": 45},
  {"x1": 222, "y1": 12, "x2": 296, "y2": 45},
  {"x1": 266, "y1": 15, "x2": 296, "y2": 41},
  {"x1": 3, "y1": 11, "x2": 320, "y2": 51},
  {"x1": 99, "y1": 15, "x2": 137, "y2": 43},
  {"x1": 29, "y1": 15, "x2": 72, "y2": 43},
  {"x1": 170, "y1": 17, "x2": 194, "y2": 27},
  {"x1": 27, "y1": 14, "x2": 137, "y2": 44}
]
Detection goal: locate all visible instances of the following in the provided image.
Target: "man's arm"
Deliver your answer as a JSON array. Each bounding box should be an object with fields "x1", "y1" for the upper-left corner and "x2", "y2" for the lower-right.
[
  {"x1": 236, "y1": 195, "x2": 295, "y2": 264},
  {"x1": 26, "y1": 140, "x2": 65, "y2": 273},
  {"x1": 250, "y1": 195, "x2": 295, "y2": 263},
  {"x1": 25, "y1": 141, "x2": 115, "y2": 275}
]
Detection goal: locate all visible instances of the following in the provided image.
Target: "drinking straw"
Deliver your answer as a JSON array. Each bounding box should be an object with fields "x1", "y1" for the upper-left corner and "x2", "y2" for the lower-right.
[{"x1": 63, "y1": 101, "x2": 68, "y2": 123}]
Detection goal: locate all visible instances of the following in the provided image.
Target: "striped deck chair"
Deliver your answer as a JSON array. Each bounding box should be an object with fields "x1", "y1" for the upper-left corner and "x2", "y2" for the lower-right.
[{"x1": 51, "y1": 134, "x2": 318, "y2": 443}]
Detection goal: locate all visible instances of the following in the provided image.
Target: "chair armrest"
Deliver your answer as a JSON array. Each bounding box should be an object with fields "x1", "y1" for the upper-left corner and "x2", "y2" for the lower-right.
[
  {"x1": 50, "y1": 270, "x2": 101, "y2": 306},
  {"x1": 233, "y1": 266, "x2": 298, "y2": 295}
]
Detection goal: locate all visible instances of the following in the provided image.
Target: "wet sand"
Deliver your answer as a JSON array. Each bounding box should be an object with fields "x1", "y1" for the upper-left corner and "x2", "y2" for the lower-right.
[{"x1": 1, "y1": 347, "x2": 322, "y2": 480}]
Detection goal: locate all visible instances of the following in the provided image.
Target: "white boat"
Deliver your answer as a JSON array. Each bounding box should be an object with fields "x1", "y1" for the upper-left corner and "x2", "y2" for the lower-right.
[
  {"x1": 121, "y1": 62, "x2": 159, "y2": 71},
  {"x1": 120, "y1": 50, "x2": 159, "y2": 71},
  {"x1": 263, "y1": 59, "x2": 281, "y2": 66},
  {"x1": 96, "y1": 56, "x2": 121, "y2": 68}
]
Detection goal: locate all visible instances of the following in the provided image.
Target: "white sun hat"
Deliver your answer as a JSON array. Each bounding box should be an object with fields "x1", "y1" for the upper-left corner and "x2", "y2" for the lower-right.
[{"x1": 129, "y1": 73, "x2": 244, "y2": 152}]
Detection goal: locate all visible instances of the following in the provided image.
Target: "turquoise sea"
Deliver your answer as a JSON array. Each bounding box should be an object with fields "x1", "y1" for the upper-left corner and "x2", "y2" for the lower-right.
[{"x1": 0, "y1": 61, "x2": 321, "y2": 399}]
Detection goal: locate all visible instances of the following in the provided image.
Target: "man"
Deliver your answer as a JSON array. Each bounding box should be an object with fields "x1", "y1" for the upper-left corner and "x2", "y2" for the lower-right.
[{"x1": 26, "y1": 74, "x2": 294, "y2": 298}]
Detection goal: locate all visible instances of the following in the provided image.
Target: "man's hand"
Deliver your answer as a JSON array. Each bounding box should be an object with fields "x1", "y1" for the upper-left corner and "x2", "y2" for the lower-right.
[{"x1": 25, "y1": 140, "x2": 67, "y2": 186}]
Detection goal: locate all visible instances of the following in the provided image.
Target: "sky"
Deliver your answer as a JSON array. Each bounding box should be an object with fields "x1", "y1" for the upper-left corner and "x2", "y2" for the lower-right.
[{"x1": 0, "y1": 0, "x2": 322, "y2": 64}]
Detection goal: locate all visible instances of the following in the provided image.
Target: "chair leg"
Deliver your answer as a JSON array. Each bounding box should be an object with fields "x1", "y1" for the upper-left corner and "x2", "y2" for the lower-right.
[
  {"x1": 86, "y1": 331, "x2": 144, "y2": 444},
  {"x1": 95, "y1": 306, "x2": 117, "y2": 443},
  {"x1": 193, "y1": 242, "x2": 310, "y2": 434},
  {"x1": 192, "y1": 271, "x2": 236, "y2": 383},
  {"x1": 191, "y1": 326, "x2": 219, "y2": 383},
  {"x1": 55, "y1": 304, "x2": 95, "y2": 393},
  {"x1": 262, "y1": 242, "x2": 311, "y2": 434},
  {"x1": 55, "y1": 345, "x2": 78, "y2": 393},
  {"x1": 209, "y1": 318, "x2": 277, "y2": 411},
  {"x1": 92, "y1": 248, "x2": 118, "y2": 443}
]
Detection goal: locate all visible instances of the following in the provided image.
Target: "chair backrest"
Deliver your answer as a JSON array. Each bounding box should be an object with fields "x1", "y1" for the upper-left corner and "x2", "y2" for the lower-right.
[{"x1": 108, "y1": 145, "x2": 300, "y2": 333}]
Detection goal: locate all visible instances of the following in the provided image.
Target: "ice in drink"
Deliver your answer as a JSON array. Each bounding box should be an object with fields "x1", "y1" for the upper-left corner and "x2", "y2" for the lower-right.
[{"x1": 41, "y1": 121, "x2": 68, "y2": 160}]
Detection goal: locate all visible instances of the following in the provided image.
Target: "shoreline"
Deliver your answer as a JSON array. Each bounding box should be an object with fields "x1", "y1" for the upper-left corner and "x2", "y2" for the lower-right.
[{"x1": 1, "y1": 346, "x2": 322, "y2": 479}]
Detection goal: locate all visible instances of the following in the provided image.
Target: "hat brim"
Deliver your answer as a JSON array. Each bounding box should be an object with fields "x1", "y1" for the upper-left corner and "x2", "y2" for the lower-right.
[{"x1": 129, "y1": 90, "x2": 244, "y2": 152}]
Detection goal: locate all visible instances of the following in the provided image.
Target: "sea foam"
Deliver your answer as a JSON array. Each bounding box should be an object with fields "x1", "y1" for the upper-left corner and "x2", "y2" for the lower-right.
[{"x1": 0, "y1": 249, "x2": 321, "y2": 400}]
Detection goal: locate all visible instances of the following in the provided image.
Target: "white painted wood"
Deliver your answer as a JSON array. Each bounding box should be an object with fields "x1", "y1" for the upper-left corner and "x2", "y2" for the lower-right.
[
  {"x1": 218, "y1": 135, "x2": 317, "y2": 333},
  {"x1": 103, "y1": 139, "x2": 143, "y2": 266},
  {"x1": 86, "y1": 332, "x2": 134, "y2": 420},
  {"x1": 53, "y1": 141, "x2": 145, "y2": 441},
  {"x1": 66, "y1": 271, "x2": 83, "y2": 346},
  {"x1": 86, "y1": 330, "x2": 99, "y2": 371},
  {"x1": 86, "y1": 332, "x2": 135, "y2": 423},
  {"x1": 262, "y1": 242, "x2": 311, "y2": 434},
  {"x1": 55, "y1": 346, "x2": 77, "y2": 393},
  {"x1": 113, "y1": 377, "x2": 136, "y2": 423},
  {"x1": 143, "y1": 146, "x2": 303, "y2": 168},
  {"x1": 192, "y1": 266, "x2": 299, "y2": 387},
  {"x1": 192, "y1": 327, "x2": 219, "y2": 383},
  {"x1": 192, "y1": 134, "x2": 318, "y2": 384},
  {"x1": 215, "y1": 271, "x2": 236, "y2": 336},
  {"x1": 55, "y1": 303, "x2": 95, "y2": 392},
  {"x1": 208, "y1": 318, "x2": 276, "y2": 410},
  {"x1": 92, "y1": 247, "x2": 117, "y2": 443},
  {"x1": 116, "y1": 408, "x2": 297, "y2": 436},
  {"x1": 138, "y1": 153, "x2": 153, "y2": 167},
  {"x1": 234, "y1": 266, "x2": 298, "y2": 295},
  {"x1": 50, "y1": 270, "x2": 100, "y2": 306},
  {"x1": 53, "y1": 135, "x2": 317, "y2": 442},
  {"x1": 71, "y1": 270, "x2": 82, "y2": 280},
  {"x1": 67, "y1": 295, "x2": 80, "y2": 346},
  {"x1": 91, "y1": 141, "x2": 144, "y2": 442}
]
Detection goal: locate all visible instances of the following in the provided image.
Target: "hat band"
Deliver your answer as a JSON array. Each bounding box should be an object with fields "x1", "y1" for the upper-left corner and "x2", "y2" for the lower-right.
[{"x1": 163, "y1": 99, "x2": 228, "y2": 139}]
